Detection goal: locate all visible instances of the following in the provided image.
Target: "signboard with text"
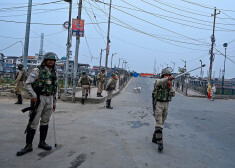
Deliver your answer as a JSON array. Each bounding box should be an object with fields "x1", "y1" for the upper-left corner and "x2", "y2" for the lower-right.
[{"x1": 72, "y1": 19, "x2": 84, "y2": 37}]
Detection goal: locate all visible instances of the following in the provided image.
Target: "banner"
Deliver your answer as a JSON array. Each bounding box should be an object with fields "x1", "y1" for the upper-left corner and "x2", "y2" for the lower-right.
[{"x1": 72, "y1": 19, "x2": 84, "y2": 37}]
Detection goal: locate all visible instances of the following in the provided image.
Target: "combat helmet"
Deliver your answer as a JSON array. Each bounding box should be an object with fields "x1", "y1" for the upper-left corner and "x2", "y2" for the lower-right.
[
  {"x1": 43, "y1": 52, "x2": 57, "y2": 61},
  {"x1": 161, "y1": 67, "x2": 172, "y2": 75},
  {"x1": 101, "y1": 67, "x2": 105, "y2": 71}
]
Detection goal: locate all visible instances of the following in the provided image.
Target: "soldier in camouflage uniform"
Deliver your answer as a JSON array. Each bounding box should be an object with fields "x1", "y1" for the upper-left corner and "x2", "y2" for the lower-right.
[
  {"x1": 16, "y1": 52, "x2": 58, "y2": 156},
  {"x1": 152, "y1": 68, "x2": 175, "y2": 152},
  {"x1": 97, "y1": 68, "x2": 106, "y2": 97},
  {"x1": 105, "y1": 74, "x2": 117, "y2": 109},
  {"x1": 78, "y1": 71, "x2": 93, "y2": 104},
  {"x1": 14, "y1": 64, "x2": 26, "y2": 104}
]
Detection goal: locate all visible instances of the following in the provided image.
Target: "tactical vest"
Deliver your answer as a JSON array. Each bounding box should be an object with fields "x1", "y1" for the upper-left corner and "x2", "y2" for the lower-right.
[
  {"x1": 107, "y1": 78, "x2": 116, "y2": 91},
  {"x1": 154, "y1": 83, "x2": 172, "y2": 102},
  {"x1": 33, "y1": 67, "x2": 57, "y2": 95},
  {"x1": 81, "y1": 75, "x2": 89, "y2": 85},
  {"x1": 16, "y1": 70, "x2": 27, "y2": 81},
  {"x1": 21, "y1": 70, "x2": 27, "y2": 81}
]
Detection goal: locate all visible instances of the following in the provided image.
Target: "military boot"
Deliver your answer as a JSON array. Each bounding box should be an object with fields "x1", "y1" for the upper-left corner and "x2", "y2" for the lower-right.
[
  {"x1": 97, "y1": 93, "x2": 99, "y2": 97},
  {"x1": 38, "y1": 125, "x2": 52, "y2": 150},
  {"x1": 16, "y1": 128, "x2": 36, "y2": 156},
  {"x1": 81, "y1": 98, "x2": 85, "y2": 105},
  {"x1": 106, "y1": 99, "x2": 113, "y2": 109},
  {"x1": 154, "y1": 127, "x2": 163, "y2": 152},
  {"x1": 85, "y1": 93, "x2": 88, "y2": 99},
  {"x1": 152, "y1": 131, "x2": 157, "y2": 144},
  {"x1": 15, "y1": 94, "x2": 22, "y2": 104}
]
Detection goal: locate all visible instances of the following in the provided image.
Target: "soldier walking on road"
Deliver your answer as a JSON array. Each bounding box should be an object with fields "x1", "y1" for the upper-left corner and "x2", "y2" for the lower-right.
[
  {"x1": 16, "y1": 52, "x2": 58, "y2": 156},
  {"x1": 14, "y1": 64, "x2": 26, "y2": 104},
  {"x1": 97, "y1": 68, "x2": 106, "y2": 97},
  {"x1": 78, "y1": 71, "x2": 93, "y2": 104},
  {"x1": 105, "y1": 74, "x2": 117, "y2": 109},
  {"x1": 152, "y1": 67, "x2": 175, "y2": 152}
]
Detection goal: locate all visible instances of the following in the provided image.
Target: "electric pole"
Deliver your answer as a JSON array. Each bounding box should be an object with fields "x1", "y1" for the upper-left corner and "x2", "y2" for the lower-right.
[
  {"x1": 171, "y1": 61, "x2": 175, "y2": 73},
  {"x1": 111, "y1": 53, "x2": 117, "y2": 69},
  {"x1": 105, "y1": 0, "x2": 112, "y2": 71},
  {"x1": 64, "y1": 0, "x2": 73, "y2": 94},
  {"x1": 153, "y1": 59, "x2": 157, "y2": 75},
  {"x1": 199, "y1": 60, "x2": 202, "y2": 78},
  {"x1": 209, "y1": 7, "x2": 220, "y2": 83},
  {"x1": 23, "y1": 0, "x2": 32, "y2": 72},
  {"x1": 72, "y1": 0, "x2": 82, "y2": 102},
  {"x1": 222, "y1": 43, "x2": 228, "y2": 95}
]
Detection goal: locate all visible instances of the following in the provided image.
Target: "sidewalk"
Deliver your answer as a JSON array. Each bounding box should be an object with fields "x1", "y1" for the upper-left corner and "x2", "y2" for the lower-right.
[
  {"x1": 175, "y1": 87, "x2": 207, "y2": 98},
  {"x1": 60, "y1": 87, "x2": 121, "y2": 103}
]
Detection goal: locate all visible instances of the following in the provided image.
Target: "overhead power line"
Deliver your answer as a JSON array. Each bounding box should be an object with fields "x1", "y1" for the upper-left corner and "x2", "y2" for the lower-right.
[
  {"x1": 0, "y1": 0, "x2": 64, "y2": 11},
  {"x1": 0, "y1": 19, "x2": 107, "y2": 25},
  {"x1": 88, "y1": 1, "x2": 209, "y2": 51},
  {"x1": 120, "y1": 0, "x2": 235, "y2": 32}
]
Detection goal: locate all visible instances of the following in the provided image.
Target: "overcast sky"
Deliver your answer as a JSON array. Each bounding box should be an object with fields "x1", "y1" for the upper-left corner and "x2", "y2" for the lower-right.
[{"x1": 0, "y1": 0, "x2": 235, "y2": 78}]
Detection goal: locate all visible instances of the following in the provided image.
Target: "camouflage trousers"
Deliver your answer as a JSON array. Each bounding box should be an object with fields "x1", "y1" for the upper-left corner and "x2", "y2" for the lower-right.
[
  {"x1": 153, "y1": 101, "x2": 169, "y2": 144},
  {"x1": 82, "y1": 85, "x2": 89, "y2": 98},
  {"x1": 30, "y1": 95, "x2": 53, "y2": 129},
  {"x1": 154, "y1": 101, "x2": 169, "y2": 129},
  {"x1": 15, "y1": 81, "x2": 23, "y2": 94},
  {"x1": 97, "y1": 81, "x2": 104, "y2": 94},
  {"x1": 106, "y1": 90, "x2": 113, "y2": 100}
]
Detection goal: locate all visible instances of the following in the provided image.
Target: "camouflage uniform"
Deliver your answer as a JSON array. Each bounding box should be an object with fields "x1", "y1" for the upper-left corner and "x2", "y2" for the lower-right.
[
  {"x1": 14, "y1": 64, "x2": 26, "y2": 104},
  {"x1": 17, "y1": 52, "x2": 57, "y2": 156},
  {"x1": 78, "y1": 72, "x2": 93, "y2": 104},
  {"x1": 106, "y1": 74, "x2": 117, "y2": 109},
  {"x1": 152, "y1": 68, "x2": 175, "y2": 151},
  {"x1": 97, "y1": 69, "x2": 106, "y2": 97}
]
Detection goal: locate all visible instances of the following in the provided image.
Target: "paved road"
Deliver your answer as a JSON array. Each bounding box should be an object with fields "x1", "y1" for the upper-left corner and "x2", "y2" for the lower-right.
[{"x1": 0, "y1": 77, "x2": 234, "y2": 168}]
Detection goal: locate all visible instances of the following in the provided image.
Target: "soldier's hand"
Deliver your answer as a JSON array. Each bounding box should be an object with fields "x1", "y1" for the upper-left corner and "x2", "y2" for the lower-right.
[
  {"x1": 168, "y1": 75, "x2": 175, "y2": 81},
  {"x1": 53, "y1": 105, "x2": 56, "y2": 111},
  {"x1": 31, "y1": 98, "x2": 37, "y2": 106}
]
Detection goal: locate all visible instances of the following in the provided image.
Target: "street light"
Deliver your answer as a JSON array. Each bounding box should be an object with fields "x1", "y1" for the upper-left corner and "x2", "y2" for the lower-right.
[
  {"x1": 222, "y1": 43, "x2": 228, "y2": 95},
  {"x1": 99, "y1": 48, "x2": 106, "y2": 67},
  {"x1": 111, "y1": 53, "x2": 117, "y2": 69},
  {"x1": 171, "y1": 61, "x2": 175, "y2": 73},
  {"x1": 160, "y1": 64, "x2": 163, "y2": 71},
  {"x1": 199, "y1": 60, "x2": 202, "y2": 78}
]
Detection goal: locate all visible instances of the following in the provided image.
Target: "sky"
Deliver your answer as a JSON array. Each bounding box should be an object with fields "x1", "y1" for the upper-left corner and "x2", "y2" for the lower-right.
[{"x1": 0, "y1": 0, "x2": 235, "y2": 78}]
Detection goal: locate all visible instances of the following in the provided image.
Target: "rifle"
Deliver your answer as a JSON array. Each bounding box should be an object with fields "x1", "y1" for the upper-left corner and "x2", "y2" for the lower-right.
[
  {"x1": 21, "y1": 94, "x2": 41, "y2": 134},
  {"x1": 174, "y1": 64, "x2": 206, "y2": 79}
]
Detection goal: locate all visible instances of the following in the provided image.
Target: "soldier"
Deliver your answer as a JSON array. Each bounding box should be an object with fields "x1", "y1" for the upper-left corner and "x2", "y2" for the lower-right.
[
  {"x1": 105, "y1": 74, "x2": 117, "y2": 109},
  {"x1": 16, "y1": 52, "x2": 58, "y2": 156},
  {"x1": 78, "y1": 71, "x2": 93, "y2": 104},
  {"x1": 114, "y1": 71, "x2": 119, "y2": 90},
  {"x1": 14, "y1": 64, "x2": 26, "y2": 104},
  {"x1": 97, "y1": 68, "x2": 106, "y2": 97},
  {"x1": 152, "y1": 68, "x2": 175, "y2": 152}
]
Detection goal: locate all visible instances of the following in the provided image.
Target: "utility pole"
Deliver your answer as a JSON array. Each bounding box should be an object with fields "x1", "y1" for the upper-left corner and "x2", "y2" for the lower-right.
[
  {"x1": 153, "y1": 59, "x2": 157, "y2": 75},
  {"x1": 209, "y1": 7, "x2": 220, "y2": 83},
  {"x1": 23, "y1": 0, "x2": 32, "y2": 72},
  {"x1": 105, "y1": 0, "x2": 112, "y2": 72},
  {"x1": 64, "y1": 0, "x2": 73, "y2": 94},
  {"x1": 99, "y1": 49, "x2": 104, "y2": 67},
  {"x1": 199, "y1": 60, "x2": 202, "y2": 78},
  {"x1": 171, "y1": 61, "x2": 175, "y2": 73},
  {"x1": 222, "y1": 43, "x2": 228, "y2": 95},
  {"x1": 72, "y1": 0, "x2": 82, "y2": 102},
  {"x1": 111, "y1": 53, "x2": 117, "y2": 69}
]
